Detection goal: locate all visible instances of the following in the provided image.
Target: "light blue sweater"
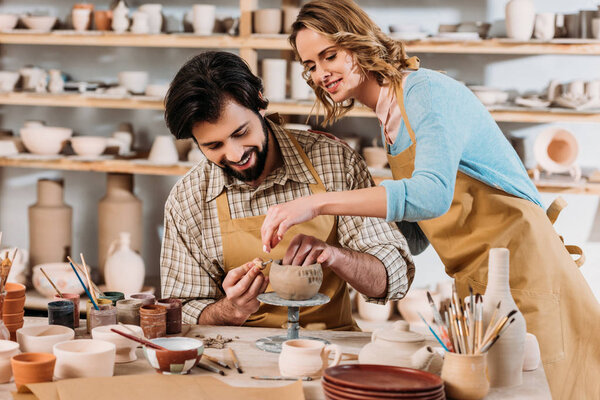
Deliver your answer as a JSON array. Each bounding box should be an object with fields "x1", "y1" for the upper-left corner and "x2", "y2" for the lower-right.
[{"x1": 380, "y1": 68, "x2": 542, "y2": 222}]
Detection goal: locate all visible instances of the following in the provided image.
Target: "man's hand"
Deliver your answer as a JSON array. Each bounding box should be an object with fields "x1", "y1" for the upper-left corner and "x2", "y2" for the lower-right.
[
  {"x1": 222, "y1": 259, "x2": 269, "y2": 322},
  {"x1": 283, "y1": 234, "x2": 338, "y2": 267}
]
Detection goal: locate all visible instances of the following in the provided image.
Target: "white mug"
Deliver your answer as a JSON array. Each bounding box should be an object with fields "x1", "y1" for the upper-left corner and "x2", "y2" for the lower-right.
[
  {"x1": 279, "y1": 339, "x2": 341, "y2": 378},
  {"x1": 72, "y1": 8, "x2": 91, "y2": 32},
  {"x1": 192, "y1": 5, "x2": 216, "y2": 35},
  {"x1": 534, "y1": 13, "x2": 555, "y2": 41},
  {"x1": 290, "y1": 61, "x2": 311, "y2": 100},
  {"x1": 262, "y1": 59, "x2": 287, "y2": 101},
  {"x1": 111, "y1": 131, "x2": 133, "y2": 154}
]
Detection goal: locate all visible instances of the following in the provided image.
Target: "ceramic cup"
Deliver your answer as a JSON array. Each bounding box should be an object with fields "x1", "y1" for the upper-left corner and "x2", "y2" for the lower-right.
[
  {"x1": 290, "y1": 61, "x2": 310, "y2": 100},
  {"x1": 593, "y1": 18, "x2": 600, "y2": 39},
  {"x1": 547, "y1": 80, "x2": 563, "y2": 102},
  {"x1": 564, "y1": 13, "x2": 580, "y2": 38},
  {"x1": 139, "y1": 305, "x2": 167, "y2": 339},
  {"x1": 116, "y1": 299, "x2": 143, "y2": 325},
  {"x1": 586, "y1": 80, "x2": 600, "y2": 100},
  {"x1": 89, "y1": 305, "x2": 117, "y2": 331},
  {"x1": 118, "y1": 71, "x2": 149, "y2": 94},
  {"x1": 523, "y1": 332, "x2": 541, "y2": 371},
  {"x1": 0, "y1": 340, "x2": 19, "y2": 383},
  {"x1": 92, "y1": 324, "x2": 143, "y2": 363},
  {"x1": 253, "y1": 8, "x2": 281, "y2": 34},
  {"x1": 279, "y1": 339, "x2": 341, "y2": 378},
  {"x1": 156, "y1": 298, "x2": 182, "y2": 335},
  {"x1": 47, "y1": 301, "x2": 74, "y2": 329},
  {"x1": 0, "y1": 71, "x2": 20, "y2": 92},
  {"x1": 72, "y1": 8, "x2": 91, "y2": 32},
  {"x1": 130, "y1": 293, "x2": 155, "y2": 306},
  {"x1": 138, "y1": 4, "x2": 163, "y2": 34},
  {"x1": 262, "y1": 59, "x2": 287, "y2": 101},
  {"x1": 86, "y1": 298, "x2": 113, "y2": 333},
  {"x1": 283, "y1": 7, "x2": 300, "y2": 34},
  {"x1": 53, "y1": 339, "x2": 116, "y2": 379},
  {"x1": 111, "y1": 131, "x2": 133, "y2": 154},
  {"x1": 192, "y1": 5, "x2": 216, "y2": 35},
  {"x1": 534, "y1": 13, "x2": 555, "y2": 41},
  {"x1": 11, "y1": 353, "x2": 56, "y2": 390},
  {"x1": 148, "y1": 136, "x2": 179, "y2": 165},
  {"x1": 441, "y1": 352, "x2": 489, "y2": 400},
  {"x1": 16, "y1": 325, "x2": 74, "y2": 353},
  {"x1": 99, "y1": 291, "x2": 125, "y2": 305}
]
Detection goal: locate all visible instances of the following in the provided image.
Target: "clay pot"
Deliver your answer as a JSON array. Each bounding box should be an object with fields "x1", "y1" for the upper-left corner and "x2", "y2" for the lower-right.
[
  {"x1": 283, "y1": 7, "x2": 300, "y2": 34},
  {"x1": 17, "y1": 325, "x2": 74, "y2": 353},
  {"x1": 92, "y1": 324, "x2": 143, "y2": 363},
  {"x1": 253, "y1": 8, "x2": 281, "y2": 34},
  {"x1": 262, "y1": 59, "x2": 287, "y2": 101},
  {"x1": 94, "y1": 10, "x2": 113, "y2": 31},
  {"x1": 142, "y1": 337, "x2": 203, "y2": 374},
  {"x1": 116, "y1": 299, "x2": 143, "y2": 325},
  {"x1": 28, "y1": 179, "x2": 72, "y2": 269},
  {"x1": 523, "y1": 333, "x2": 541, "y2": 371},
  {"x1": 505, "y1": 0, "x2": 535, "y2": 41},
  {"x1": 4, "y1": 283, "x2": 25, "y2": 299},
  {"x1": 156, "y1": 298, "x2": 182, "y2": 334},
  {"x1": 32, "y1": 263, "x2": 86, "y2": 298},
  {"x1": 362, "y1": 147, "x2": 388, "y2": 169},
  {"x1": 290, "y1": 61, "x2": 311, "y2": 100},
  {"x1": 192, "y1": 5, "x2": 216, "y2": 35},
  {"x1": 53, "y1": 293, "x2": 80, "y2": 328},
  {"x1": 279, "y1": 339, "x2": 341, "y2": 378},
  {"x1": 269, "y1": 262, "x2": 323, "y2": 301},
  {"x1": 3, "y1": 296, "x2": 24, "y2": 314},
  {"x1": 11, "y1": 352, "x2": 56, "y2": 390},
  {"x1": 534, "y1": 13, "x2": 555, "y2": 40},
  {"x1": 105, "y1": 232, "x2": 145, "y2": 295},
  {"x1": 0, "y1": 340, "x2": 19, "y2": 383},
  {"x1": 98, "y1": 173, "x2": 142, "y2": 278},
  {"x1": 139, "y1": 304, "x2": 167, "y2": 339},
  {"x1": 442, "y1": 352, "x2": 489, "y2": 400},
  {"x1": 3, "y1": 311, "x2": 24, "y2": 325},
  {"x1": 138, "y1": 4, "x2": 162, "y2": 34},
  {"x1": 148, "y1": 136, "x2": 179, "y2": 165},
  {"x1": 356, "y1": 296, "x2": 394, "y2": 322},
  {"x1": 53, "y1": 339, "x2": 116, "y2": 379}
]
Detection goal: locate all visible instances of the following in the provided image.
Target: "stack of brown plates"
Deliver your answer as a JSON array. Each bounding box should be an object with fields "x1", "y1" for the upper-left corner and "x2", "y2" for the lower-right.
[{"x1": 322, "y1": 364, "x2": 445, "y2": 400}]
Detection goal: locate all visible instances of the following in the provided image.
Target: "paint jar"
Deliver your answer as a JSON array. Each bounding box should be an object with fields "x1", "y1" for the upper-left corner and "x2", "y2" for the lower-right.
[
  {"x1": 116, "y1": 299, "x2": 143, "y2": 326},
  {"x1": 85, "y1": 298, "x2": 113, "y2": 333},
  {"x1": 156, "y1": 298, "x2": 182, "y2": 334},
  {"x1": 130, "y1": 293, "x2": 155, "y2": 306},
  {"x1": 139, "y1": 305, "x2": 167, "y2": 339},
  {"x1": 99, "y1": 291, "x2": 125, "y2": 305},
  {"x1": 53, "y1": 293, "x2": 80, "y2": 328},
  {"x1": 89, "y1": 304, "x2": 117, "y2": 331},
  {"x1": 47, "y1": 301, "x2": 74, "y2": 329}
]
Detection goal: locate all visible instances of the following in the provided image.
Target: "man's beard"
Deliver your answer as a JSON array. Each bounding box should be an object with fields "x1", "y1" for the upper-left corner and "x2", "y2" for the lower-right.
[{"x1": 221, "y1": 115, "x2": 269, "y2": 182}]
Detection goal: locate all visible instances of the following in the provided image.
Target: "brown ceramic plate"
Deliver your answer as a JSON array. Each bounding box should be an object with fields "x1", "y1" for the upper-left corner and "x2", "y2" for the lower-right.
[
  {"x1": 324, "y1": 364, "x2": 443, "y2": 392},
  {"x1": 323, "y1": 386, "x2": 446, "y2": 400},
  {"x1": 322, "y1": 379, "x2": 445, "y2": 399}
]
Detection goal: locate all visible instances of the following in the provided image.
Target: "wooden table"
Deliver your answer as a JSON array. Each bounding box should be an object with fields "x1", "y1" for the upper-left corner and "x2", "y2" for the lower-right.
[{"x1": 0, "y1": 318, "x2": 551, "y2": 399}]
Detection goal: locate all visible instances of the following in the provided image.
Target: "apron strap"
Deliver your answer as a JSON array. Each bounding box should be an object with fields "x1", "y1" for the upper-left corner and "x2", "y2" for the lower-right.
[
  {"x1": 394, "y1": 85, "x2": 417, "y2": 145},
  {"x1": 547, "y1": 197, "x2": 586, "y2": 268},
  {"x1": 566, "y1": 245, "x2": 586, "y2": 268}
]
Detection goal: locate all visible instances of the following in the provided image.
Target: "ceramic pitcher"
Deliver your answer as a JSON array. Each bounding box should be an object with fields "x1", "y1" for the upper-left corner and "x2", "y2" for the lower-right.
[
  {"x1": 279, "y1": 339, "x2": 341, "y2": 378},
  {"x1": 104, "y1": 232, "x2": 145, "y2": 294}
]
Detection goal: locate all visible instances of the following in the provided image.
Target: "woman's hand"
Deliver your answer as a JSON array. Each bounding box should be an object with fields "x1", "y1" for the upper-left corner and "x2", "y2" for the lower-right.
[{"x1": 261, "y1": 195, "x2": 321, "y2": 252}]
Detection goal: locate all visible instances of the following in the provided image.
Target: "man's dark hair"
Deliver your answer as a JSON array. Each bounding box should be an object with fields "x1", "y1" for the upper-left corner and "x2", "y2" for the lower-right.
[{"x1": 164, "y1": 51, "x2": 269, "y2": 140}]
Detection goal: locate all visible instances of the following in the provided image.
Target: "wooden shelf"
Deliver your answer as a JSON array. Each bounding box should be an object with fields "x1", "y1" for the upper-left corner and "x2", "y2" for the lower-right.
[{"x1": 0, "y1": 92, "x2": 164, "y2": 110}]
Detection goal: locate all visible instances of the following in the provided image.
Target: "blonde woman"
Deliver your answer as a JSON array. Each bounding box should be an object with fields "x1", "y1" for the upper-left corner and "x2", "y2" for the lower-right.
[{"x1": 259, "y1": 1, "x2": 600, "y2": 398}]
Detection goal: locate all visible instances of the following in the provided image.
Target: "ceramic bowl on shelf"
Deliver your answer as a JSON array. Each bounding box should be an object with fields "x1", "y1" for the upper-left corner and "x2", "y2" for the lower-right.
[
  {"x1": 31, "y1": 263, "x2": 87, "y2": 298},
  {"x1": 17, "y1": 325, "x2": 75, "y2": 353},
  {"x1": 0, "y1": 71, "x2": 20, "y2": 92},
  {"x1": 20, "y1": 16, "x2": 57, "y2": 32},
  {"x1": 70, "y1": 136, "x2": 108, "y2": 157},
  {"x1": 0, "y1": 14, "x2": 18, "y2": 31},
  {"x1": 118, "y1": 71, "x2": 149, "y2": 95},
  {"x1": 469, "y1": 86, "x2": 509, "y2": 106},
  {"x1": 142, "y1": 337, "x2": 204, "y2": 375},
  {"x1": 145, "y1": 84, "x2": 169, "y2": 98},
  {"x1": 53, "y1": 339, "x2": 116, "y2": 379},
  {"x1": 253, "y1": 8, "x2": 282, "y2": 34},
  {"x1": 20, "y1": 126, "x2": 73, "y2": 155}
]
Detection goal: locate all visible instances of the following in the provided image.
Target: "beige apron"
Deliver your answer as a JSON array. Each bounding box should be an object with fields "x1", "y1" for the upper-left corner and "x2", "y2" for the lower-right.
[
  {"x1": 387, "y1": 83, "x2": 600, "y2": 399},
  {"x1": 215, "y1": 129, "x2": 358, "y2": 331}
]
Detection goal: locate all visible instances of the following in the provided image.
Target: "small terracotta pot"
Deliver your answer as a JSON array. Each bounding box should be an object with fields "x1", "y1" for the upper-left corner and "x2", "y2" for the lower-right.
[
  {"x1": 3, "y1": 297, "x2": 25, "y2": 314},
  {"x1": 3, "y1": 311, "x2": 24, "y2": 325},
  {"x1": 139, "y1": 305, "x2": 167, "y2": 339},
  {"x1": 442, "y1": 352, "x2": 489, "y2": 400},
  {"x1": 11, "y1": 352, "x2": 56, "y2": 391},
  {"x1": 94, "y1": 10, "x2": 112, "y2": 31},
  {"x1": 4, "y1": 283, "x2": 25, "y2": 299}
]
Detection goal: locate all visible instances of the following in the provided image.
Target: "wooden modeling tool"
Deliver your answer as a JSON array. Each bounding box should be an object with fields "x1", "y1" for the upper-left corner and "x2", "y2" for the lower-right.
[
  {"x1": 256, "y1": 259, "x2": 273, "y2": 270},
  {"x1": 40, "y1": 267, "x2": 63, "y2": 297}
]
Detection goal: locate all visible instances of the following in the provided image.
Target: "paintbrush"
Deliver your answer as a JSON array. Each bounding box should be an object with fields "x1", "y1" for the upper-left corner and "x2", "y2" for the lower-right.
[
  {"x1": 417, "y1": 312, "x2": 449, "y2": 352},
  {"x1": 477, "y1": 310, "x2": 517, "y2": 354},
  {"x1": 0, "y1": 252, "x2": 12, "y2": 291},
  {"x1": 484, "y1": 301, "x2": 502, "y2": 339},
  {"x1": 197, "y1": 362, "x2": 226, "y2": 376},
  {"x1": 79, "y1": 253, "x2": 98, "y2": 305},
  {"x1": 203, "y1": 354, "x2": 231, "y2": 369},
  {"x1": 426, "y1": 291, "x2": 453, "y2": 351},
  {"x1": 445, "y1": 310, "x2": 458, "y2": 353},
  {"x1": 476, "y1": 294, "x2": 483, "y2": 350},
  {"x1": 228, "y1": 347, "x2": 243, "y2": 374},
  {"x1": 481, "y1": 317, "x2": 516, "y2": 353},
  {"x1": 40, "y1": 267, "x2": 63, "y2": 297},
  {"x1": 110, "y1": 328, "x2": 168, "y2": 350},
  {"x1": 69, "y1": 261, "x2": 99, "y2": 310},
  {"x1": 67, "y1": 256, "x2": 105, "y2": 298}
]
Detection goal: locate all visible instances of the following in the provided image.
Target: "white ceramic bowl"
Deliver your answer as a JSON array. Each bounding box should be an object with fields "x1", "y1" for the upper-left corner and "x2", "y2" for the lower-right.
[
  {"x1": 0, "y1": 140, "x2": 18, "y2": 156},
  {"x1": 0, "y1": 71, "x2": 20, "y2": 92},
  {"x1": 53, "y1": 339, "x2": 116, "y2": 379},
  {"x1": 16, "y1": 325, "x2": 74, "y2": 353},
  {"x1": 469, "y1": 86, "x2": 509, "y2": 106},
  {"x1": 91, "y1": 324, "x2": 143, "y2": 363},
  {"x1": 70, "y1": 136, "x2": 108, "y2": 157},
  {"x1": 143, "y1": 337, "x2": 204, "y2": 375},
  {"x1": 20, "y1": 126, "x2": 73, "y2": 155},
  {"x1": 118, "y1": 71, "x2": 149, "y2": 95},
  {"x1": 0, "y1": 14, "x2": 18, "y2": 31},
  {"x1": 0, "y1": 340, "x2": 19, "y2": 384},
  {"x1": 32, "y1": 263, "x2": 86, "y2": 298},
  {"x1": 21, "y1": 16, "x2": 57, "y2": 32},
  {"x1": 145, "y1": 84, "x2": 169, "y2": 98}
]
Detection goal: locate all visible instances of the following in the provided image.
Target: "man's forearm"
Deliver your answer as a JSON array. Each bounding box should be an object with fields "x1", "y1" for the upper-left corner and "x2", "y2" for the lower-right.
[
  {"x1": 327, "y1": 248, "x2": 387, "y2": 298},
  {"x1": 197, "y1": 298, "x2": 249, "y2": 326}
]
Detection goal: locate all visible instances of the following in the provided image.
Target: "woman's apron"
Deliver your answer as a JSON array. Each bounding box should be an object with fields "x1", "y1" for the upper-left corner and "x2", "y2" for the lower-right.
[
  {"x1": 215, "y1": 130, "x2": 358, "y2": 331},
  {"x1": 387, "y1": 83, "x2": 600, "y2": 399}
]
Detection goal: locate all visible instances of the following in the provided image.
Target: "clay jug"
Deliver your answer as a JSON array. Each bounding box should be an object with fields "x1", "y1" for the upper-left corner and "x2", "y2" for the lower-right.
[
  {"x1": 482, "y1": 248, "x2": 526, "y2": 388},
  {"x1": 28, "y1": 179, "x2": 72, "y2": 270},
  {"x1": 98, "y1": 173, "x2": 142, "y2": 279},
  {"x1": 505, "y1": 0, "x2": 535, "y2": 41},
  {"x1": 104, "y1": 232, "x2": 145, "y2": 294}
]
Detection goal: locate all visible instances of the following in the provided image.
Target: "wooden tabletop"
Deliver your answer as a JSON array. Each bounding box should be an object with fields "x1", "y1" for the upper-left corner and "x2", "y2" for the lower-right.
[{"x1": 0, "y1": 318, "x2": 551, "y2": 399}]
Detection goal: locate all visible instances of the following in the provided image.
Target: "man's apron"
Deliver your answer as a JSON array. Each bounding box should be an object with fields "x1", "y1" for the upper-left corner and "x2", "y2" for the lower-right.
[
  {"x1": 215, "y1": 130, "x2": 358, "y2": 331},
  {"x1": 387, "y1": 83, "x2": 600, "y2": 399}
]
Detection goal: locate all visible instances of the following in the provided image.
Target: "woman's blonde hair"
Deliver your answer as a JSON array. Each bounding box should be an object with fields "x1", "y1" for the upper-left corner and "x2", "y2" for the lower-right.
[{"x1": 289, "y1": 0, "x2": 412, "y2": 125}]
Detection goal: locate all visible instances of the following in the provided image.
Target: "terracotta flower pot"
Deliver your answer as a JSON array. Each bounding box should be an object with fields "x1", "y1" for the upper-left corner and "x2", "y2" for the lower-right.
[
  {"x1": 269, "y1": 262, "x2": 323, "y2": 301},
  {"x1": 4, "y1": 283, "x2": 25, "y2": 299},
  {"x1": 3, "y1": 311, "x2": 24, "y2": 325},
  {"x1": 11, "y1": 352, "x2": 56, "y2": 390},
  {"x1": 3, "y1": 296, "x2": 25, "y2": 314}
]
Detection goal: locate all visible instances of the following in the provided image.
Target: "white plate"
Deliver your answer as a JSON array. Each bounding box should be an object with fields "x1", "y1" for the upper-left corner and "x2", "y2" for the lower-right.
[
  {"x1": 432, "y1": 32, "x2": 481, "y2": 41},
  {"x1": 389, "y1": 32, "x2": 428, "y2": 41}
]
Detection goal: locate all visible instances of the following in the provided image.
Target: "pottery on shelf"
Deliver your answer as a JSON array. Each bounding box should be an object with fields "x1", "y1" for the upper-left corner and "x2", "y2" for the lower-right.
[
  {"x1": 192, "y1": 5, "x2": 216, "y2": 35},
  {"x1": 396, "y1": 288, "x2": 441, "y2": 326},
  {"x1": 523, "y1": 332, "x2": 541, "y2": 371},
  {"x1": 104, "y1": 232, "x2": 145, "y2": 294},
  {"x1": 47, "y1": 69, "x2": 64, "y2": 94},
  {"x1": 20, "y1": 126, "x2": 73, "y2": 155},
  {"x1": 532, "y1": 127, "x2": 581, "y2": 181},
  {"x1": 28, "y1": 179, "x2": 72, "y2": 270},
  {"x1": 148, "y1": 136, "x2": 179, "y2": 165},
  {"x1": 290, "y1": 61, "x2": 311, "y2": 100},
  {"x1": 0, "y1": 14, "x2": 18, "y2": 31},
  {"x1": 130, "y1": 11, "x2": 150, "y2": 34},
  {"x1": 283, "y1": 7, "x2": 300, "y2": 34},
  {"x1": 72, "y1": 8, "x2": 91, "y2": 32},
  {"x1": 118, "y1": 71, "x2": 149, "y2": 94},
  {"x1": 441, "y1": 352, "x2": 490, "y2": 400},
  {"x1": 92, "y1": 324, "x2": 144, "y2": 363},
  {"x1": 21, "y1": 16, "x2": 57, "y2": 33},
  {"x1": 70, "y1": 136, "x2": 111, "y2": 157},
  {"x1": 253, "y1": 8, "x2": 281, "y2": 34},
  {"x1": 53, "y1": 339, "x2": 116, "y2": 379},
  {"x1": 0, "y1": 247, "x2": 27, "y2": 285},
  {"x1": 482, "y1": 248, "x2": 526, "y2": 388},
  {"x1": 0, "y1": 340, "x2": 19, "y2": 383},
  {"x1": 0, "y1": 71, "x2": 19, "y2": 92},
  {"x1": 111, "y1": 0, "x2": 129, "y2": 33},
  {"x1": 279, "y1": 339, "x2": 341, "y2": 378},
  {"x1": 94, "y1": 10, "x2": 113, "y2": 31},
  {"x1": 534, "y1": 13, "x2": 555, "y2": 41},
  {"x1": 469, "y1": 86, "x2": 509, "y2": 106},
  {"x1": 16, "y1": 325, "x2": 74, "y2": 353},
  {"x1": 269, "y1": 262, "x2": 323, "y2": 301},
  {"x1": 98, "y1": 173, "x2": 142, "y2": 278},
  {"x1": 19, "y1": 67, "x2": 47, "y2": 92},
  {"x1": 10, "y1": 353, "x2": 56, "y2": 391},
  {"x1": 362, "y1": 147, "x2": 388, "y2": 169},
  {"x1": 262, "y1": 59, "x2": 287, "y2": 101},
  {"x1": 139, "y1": 4, "x2": 163, "y2": 34},
  {"x1": 505, "y1": 0, "x2": 535, "y2": 41}
]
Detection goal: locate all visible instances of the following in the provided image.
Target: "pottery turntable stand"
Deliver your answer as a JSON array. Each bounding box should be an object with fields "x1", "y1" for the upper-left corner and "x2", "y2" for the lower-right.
[{"x1": 255, "y1": 292, "x2": 330, "y2": 353}]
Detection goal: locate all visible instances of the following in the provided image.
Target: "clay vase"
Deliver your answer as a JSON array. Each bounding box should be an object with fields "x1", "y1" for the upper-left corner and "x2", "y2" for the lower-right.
[
  {"x1": 98, "y1": 173, "x2": 142, "y2": 279},
  {"x1": 10, "y1": 353, "x2": 56, "y2": 391},
  {"x1": 104, "y1": 232, "x2": 145, "y2": 294},
  {"x1": 441, "y1": 352, "x2": 490, "y2": 400},
  {"x1": 28, "y1": 179, "x2": 72, "y2": 270},
  {"x1": 269, "y1": 262, "x2": 323, "y2": 300},
  {"x1": 94, "y1": 10, "x2": 113, "y2": 31},
  {"x1": 523, "y1": 332, "x2": 541, "y2": 371},
  {"x1": 0, "y1": 340, "x2": 19, "y2": 383},
  {"x1": 482, "y1": 248, "x2": 526, "y2": 388},
  {"x1": 279, "y1": 339, "x2": 341, "y2": 378},
  {"x1": 505, "y1": 0, "x2": 535, "y2": 41}
]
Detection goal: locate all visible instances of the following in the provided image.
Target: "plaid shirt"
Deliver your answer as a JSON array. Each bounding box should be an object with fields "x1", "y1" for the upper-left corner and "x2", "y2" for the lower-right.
[{"x1": 160, "y1": 118, "x2": 415, "y2": 324}]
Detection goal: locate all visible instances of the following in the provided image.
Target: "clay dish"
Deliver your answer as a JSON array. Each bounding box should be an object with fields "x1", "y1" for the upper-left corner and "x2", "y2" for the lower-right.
[
  {"x1": 269, "y1": 262, "x2": 323, "y2": 300},
  {"x1": 20, "y1": 16, "x2": 57, "y2": 32},
  {"x1": 0, "y1": 14, "x2": 18, "y2": 30},
  {"x1": 92, "y1": 324, "x2": 143, "y2": 363},
  {"x1": 20, "y1": 126, "x2": 73, "y2": 156},
  {"x1": 70, "y1": 136, "x2": 108, "y2": 157},
  {"x1": 17, "y1": 325, "x2": 75, "y2": 353},
  {"x1": 142, "y1": 337, "x2": 204, "y2": 374},
  {"x1": 53, "y1": 339, "x2": 116, "y2": 379}
]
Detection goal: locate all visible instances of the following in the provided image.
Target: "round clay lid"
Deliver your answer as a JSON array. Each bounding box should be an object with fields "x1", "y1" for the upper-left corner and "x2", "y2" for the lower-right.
[{"x1": 374, "y1": 321, "x2": 424, "y2": 343}]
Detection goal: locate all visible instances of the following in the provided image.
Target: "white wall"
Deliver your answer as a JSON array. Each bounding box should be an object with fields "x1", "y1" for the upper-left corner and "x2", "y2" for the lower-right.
[{"x1": 0, "y1": 0, "x2": 598, "y2": 299}]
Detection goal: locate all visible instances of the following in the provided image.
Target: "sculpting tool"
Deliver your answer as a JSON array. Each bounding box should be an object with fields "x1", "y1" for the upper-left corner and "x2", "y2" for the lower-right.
[
  {"x1": 197, "y1": 362, "x2": 226, "y2": 376},
  {"x1": 251, "y1": 376, "x2": 313, "y2": 381},
  {"x1": 228, "y1": 347, "x2": 243, "y2": 374},
  {"x1": 417, "y1": 312, "x2": 449, "y2": 352},
  {"x1": 70, "y1": 262, "x2": 99, "y2": 310},
  {"x1": 203, "y1": 354, "x2": 231, "y2": 369},
  {"x1": 40, "y1": 267, "x2": 63, "y2": 297},
  {"x1": 258, "y1": 259, "x2": 273, "y2": 270}
]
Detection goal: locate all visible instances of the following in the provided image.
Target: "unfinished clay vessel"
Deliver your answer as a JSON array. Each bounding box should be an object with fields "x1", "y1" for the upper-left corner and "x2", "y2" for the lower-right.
[
  {"x1": 442, "y1": 352, "x2": 489, "y2": 400},
  {"x1": 269, "y1": 262, "x2": 322, "y2": 301},
  {"x1": 279, "y1": 339, "x2": 341, "y2": 378}
]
